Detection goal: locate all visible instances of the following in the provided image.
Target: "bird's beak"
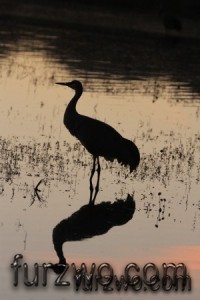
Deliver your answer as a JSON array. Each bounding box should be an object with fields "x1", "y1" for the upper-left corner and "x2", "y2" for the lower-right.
[{"x1": 56, "y1": 82, "x2": 69, "y2": 86}]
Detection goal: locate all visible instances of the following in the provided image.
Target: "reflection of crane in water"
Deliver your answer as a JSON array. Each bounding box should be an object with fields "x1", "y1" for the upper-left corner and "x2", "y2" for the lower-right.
[
  {"x1": 52, "y1": 195, "x2": 135, "y2": 268},
  {"x1": 56, "y1": 80, "x2": 140, "y2": 204}
]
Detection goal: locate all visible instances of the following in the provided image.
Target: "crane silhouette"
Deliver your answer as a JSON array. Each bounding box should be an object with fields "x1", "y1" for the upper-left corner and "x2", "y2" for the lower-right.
[{"x1": 56, "y1": 80, "x2": 140, "y2": 204}]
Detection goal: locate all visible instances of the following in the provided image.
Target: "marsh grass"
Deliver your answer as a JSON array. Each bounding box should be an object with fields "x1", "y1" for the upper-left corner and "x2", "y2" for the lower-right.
[{"x1": 0, "y1": 128, "x2": 199, "y2": 228}]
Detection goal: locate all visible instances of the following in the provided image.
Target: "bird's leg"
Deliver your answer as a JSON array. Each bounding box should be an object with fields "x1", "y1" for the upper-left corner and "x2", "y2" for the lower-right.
[
  {"x1": 89, "y1": 156, "x2": 96, "y2": 204},
  {"x1": 92, "y1": 157, "x2": 101, "y2": 204}
]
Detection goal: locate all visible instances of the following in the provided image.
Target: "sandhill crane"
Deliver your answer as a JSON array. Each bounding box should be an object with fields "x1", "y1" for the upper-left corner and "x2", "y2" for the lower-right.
[{"x1": 56, "y1": 80, "x2": 140, "y2": 204}]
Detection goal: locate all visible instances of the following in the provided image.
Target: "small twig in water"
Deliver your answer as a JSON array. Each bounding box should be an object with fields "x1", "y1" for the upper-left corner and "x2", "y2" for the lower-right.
[{"x1": 30, "y1": 179, "x2": 44, "y2": 206}]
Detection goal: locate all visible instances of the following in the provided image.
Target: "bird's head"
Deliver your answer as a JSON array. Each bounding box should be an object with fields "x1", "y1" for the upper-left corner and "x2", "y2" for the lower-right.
[{"x1": 56, "y1": 80, "x2": 83, "y2": 92}]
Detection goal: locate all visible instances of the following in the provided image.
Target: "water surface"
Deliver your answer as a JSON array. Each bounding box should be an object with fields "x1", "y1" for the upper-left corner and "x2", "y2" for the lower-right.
[{"x1": 0, "y1": 5, "x2": 200, "y2": 299}]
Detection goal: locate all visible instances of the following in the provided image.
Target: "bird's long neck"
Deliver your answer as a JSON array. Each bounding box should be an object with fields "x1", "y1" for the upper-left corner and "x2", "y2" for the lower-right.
[{"x1": 64, "y1": 88, "x2": 83, "y2": 133}]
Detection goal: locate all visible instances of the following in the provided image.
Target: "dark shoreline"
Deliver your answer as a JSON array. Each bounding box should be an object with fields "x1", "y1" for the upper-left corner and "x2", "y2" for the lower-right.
[{"x1": 1, "y1": 0, "x2": 200, "y2": 41}]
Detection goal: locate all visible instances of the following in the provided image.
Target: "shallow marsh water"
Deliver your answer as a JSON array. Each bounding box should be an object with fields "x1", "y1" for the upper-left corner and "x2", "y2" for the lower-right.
[{"x1": 0, "y1": 5, "x2": 200, "y2": 300}]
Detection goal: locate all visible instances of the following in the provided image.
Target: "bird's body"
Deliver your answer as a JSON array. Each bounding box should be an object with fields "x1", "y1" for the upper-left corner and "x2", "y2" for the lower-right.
[
  {"x1": 67, "y1": 112, "x2": 139, "y2": 171},
  {"x1": 56, "y1": 80, "x2": 140, "y2": 203}
]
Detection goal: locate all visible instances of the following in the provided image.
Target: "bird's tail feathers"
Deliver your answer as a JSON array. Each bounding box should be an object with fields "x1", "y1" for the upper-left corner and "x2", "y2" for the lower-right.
[{"x1": 116, "y1": 138, "x2": 140, "y2": 173}]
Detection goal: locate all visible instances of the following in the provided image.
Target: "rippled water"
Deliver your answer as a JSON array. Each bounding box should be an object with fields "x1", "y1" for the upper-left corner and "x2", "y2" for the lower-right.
[{"x1": 0, "y1": 5, "x2": 200, "y2": 300}]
